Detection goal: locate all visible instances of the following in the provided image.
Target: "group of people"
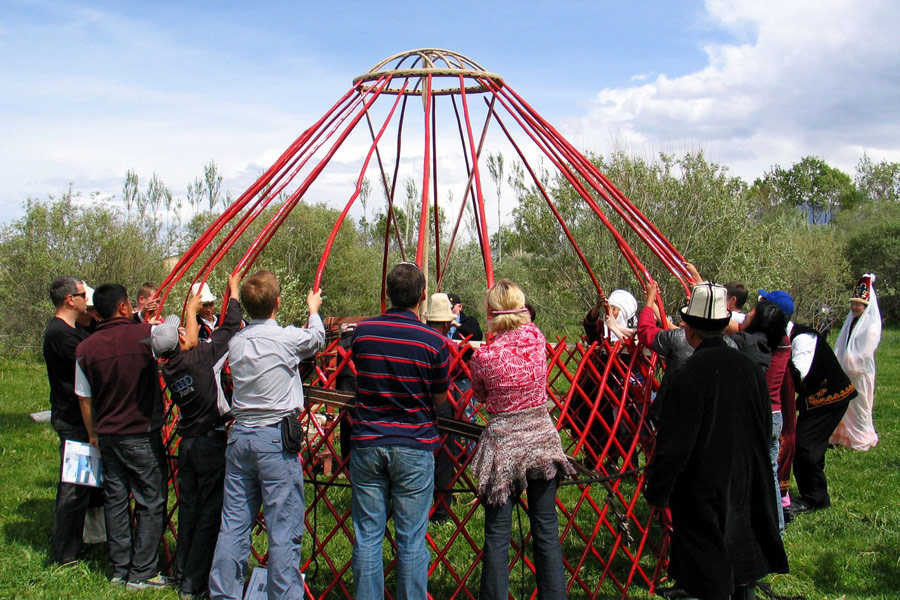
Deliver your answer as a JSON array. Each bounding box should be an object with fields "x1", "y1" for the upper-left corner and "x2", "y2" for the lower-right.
[
  {"x1": 579, "y1": 271, "x2": 881, "y2": 599},
  {"x1": 42, "y1": 262, "x2": 881, "y2": 600}
]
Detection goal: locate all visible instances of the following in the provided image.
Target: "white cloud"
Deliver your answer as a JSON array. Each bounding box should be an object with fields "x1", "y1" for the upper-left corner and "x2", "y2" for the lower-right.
[{"x1": 565, "y1": 0, "x2": 900, "y2": 180}]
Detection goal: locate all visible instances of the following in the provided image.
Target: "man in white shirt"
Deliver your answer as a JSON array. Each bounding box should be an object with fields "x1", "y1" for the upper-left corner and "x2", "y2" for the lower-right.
[{"x1": 209, "y1": 270, "x2": 324, "y2": 600}]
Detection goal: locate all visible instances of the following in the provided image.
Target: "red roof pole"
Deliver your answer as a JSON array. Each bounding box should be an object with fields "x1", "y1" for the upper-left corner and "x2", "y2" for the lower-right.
[{"x1": 458, "y1": 75, "x2": 494, "y2": 288}]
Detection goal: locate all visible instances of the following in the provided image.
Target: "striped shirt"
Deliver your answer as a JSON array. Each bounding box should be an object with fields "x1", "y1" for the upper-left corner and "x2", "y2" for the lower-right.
[{"x1": 351, "y1": 308, "x2": 450, "y2": 450}]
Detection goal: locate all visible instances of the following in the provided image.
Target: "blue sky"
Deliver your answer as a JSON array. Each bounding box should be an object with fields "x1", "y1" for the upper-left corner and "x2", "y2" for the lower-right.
[{"x1": 1, "y1": 0, "x2": 898, "y2": 222}]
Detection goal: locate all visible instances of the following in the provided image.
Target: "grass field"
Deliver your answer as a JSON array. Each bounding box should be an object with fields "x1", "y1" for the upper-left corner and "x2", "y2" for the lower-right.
[{"x1": 1, "y1": 329, "x2": 897, "y2": 599}]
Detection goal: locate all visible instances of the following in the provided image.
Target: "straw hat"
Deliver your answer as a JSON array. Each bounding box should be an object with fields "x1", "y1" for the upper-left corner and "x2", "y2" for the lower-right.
[{"x1": 425, "y1": 293, "x2": 455, "y2": 322}]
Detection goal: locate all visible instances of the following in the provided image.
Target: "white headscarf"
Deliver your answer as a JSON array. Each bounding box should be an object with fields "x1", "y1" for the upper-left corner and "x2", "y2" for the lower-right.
[
  {"x1": 606, "y1": 289, "x2": 638, "y2": 343},
  {"x1": 834, "y1": 273, "x2": 882, "y2": 375}
]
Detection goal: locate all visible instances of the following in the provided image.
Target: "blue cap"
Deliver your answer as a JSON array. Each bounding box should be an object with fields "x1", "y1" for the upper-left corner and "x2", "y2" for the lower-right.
[{"x1": 758, "y1": 289, "x2": 794, "y2": 317}]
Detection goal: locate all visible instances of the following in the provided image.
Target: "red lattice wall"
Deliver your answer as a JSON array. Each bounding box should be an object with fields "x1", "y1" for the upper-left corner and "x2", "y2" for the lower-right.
[{"x1": 158, "y1": 333, "x2": 670, "y2": 599}]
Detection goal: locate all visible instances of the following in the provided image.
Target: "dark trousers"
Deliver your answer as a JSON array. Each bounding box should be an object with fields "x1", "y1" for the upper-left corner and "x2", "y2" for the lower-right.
[
  {"x1": 481, "y1": 476, "x2": 567, "y2": 600},
  {"x1": 175, "y1": 434, "x2": 227, "y2": 595},
  {"x1": 50, "y1": 418, "x2": 93, "y2": 564},
  {"x1": 99, "y1": 432, "x2": 168, "y2": 582},
  {"x1": 794, "y1": 401, "x2": 849, "y2": 507}
]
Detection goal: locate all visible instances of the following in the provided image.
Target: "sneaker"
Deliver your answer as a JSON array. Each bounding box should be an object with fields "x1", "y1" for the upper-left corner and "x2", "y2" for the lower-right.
[
  {"x1": 126, "y1": 574, "x2": 173, "y2": 590},
  {"x1": 110, "y1": 576, "x2": 126, "y2": 586}
]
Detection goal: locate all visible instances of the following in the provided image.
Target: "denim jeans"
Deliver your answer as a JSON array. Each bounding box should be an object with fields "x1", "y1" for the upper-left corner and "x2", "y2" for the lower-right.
[
  {"x1": 350, "y1": 445, "x2": 434, "y2": 600},
  {"x1": 99, "y1": 432, "x2": 168, "y2": 582},
  {"x1": 481, "y1": 476, "x2": 567, "y2": 600},
  {"x1": 209, "y1": 424, "x2": 305, "y2": 600},
  {"x1": 50, "y1": 418, "x2": 93, "y2": 564},
  {"x1": 770, "y1": 412, "x2": 784, "y2": 534},
  {"x1": 175, "y1": 433, "x2": 227, "y2": 595}
]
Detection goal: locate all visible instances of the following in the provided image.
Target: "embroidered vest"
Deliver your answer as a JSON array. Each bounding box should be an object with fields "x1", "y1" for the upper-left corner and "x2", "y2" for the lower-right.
[{"x1": 789, "y1": 323, "x2": 856, "y2": 411}]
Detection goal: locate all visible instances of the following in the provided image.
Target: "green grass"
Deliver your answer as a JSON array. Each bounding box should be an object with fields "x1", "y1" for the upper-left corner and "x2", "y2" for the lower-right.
[{"x1": 1, "y1": 329, "x2": 898, "y2": 599}]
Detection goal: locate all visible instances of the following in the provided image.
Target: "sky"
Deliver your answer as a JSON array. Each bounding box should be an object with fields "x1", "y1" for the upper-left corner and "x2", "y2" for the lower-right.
[{"x1": 1, "y1": 0, "x2": 898, "y2": 223}]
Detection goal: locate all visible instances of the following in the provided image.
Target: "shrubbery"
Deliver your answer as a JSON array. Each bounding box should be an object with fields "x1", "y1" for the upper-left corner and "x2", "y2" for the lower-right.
[{"x1": 2, "y1": 151, "x2": 896, "y2": 356}]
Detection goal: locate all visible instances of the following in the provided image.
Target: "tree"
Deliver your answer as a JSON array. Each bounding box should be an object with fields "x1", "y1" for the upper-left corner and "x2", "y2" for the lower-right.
[
  {"x1": 487, "y1": 152, "x2": 505, "y2": 262},
  {"x1": 0, "y1": 190, "x2": 168, "y2": 354},
  {"x1": 201, "y1": 160, "x2": 224, "y2": 211},
  {"x1": 855, "y1": 153, "x2": 900, "y2": 203},
  {"x1": 755, "y1": 156, "x2": 856, "y2": 224},
  {"x1": 504, "y1": 150, "x2": 850, "y2": 336},
  {"x1": 836, "y1": 201, "x2": 900, "y2": 322}
]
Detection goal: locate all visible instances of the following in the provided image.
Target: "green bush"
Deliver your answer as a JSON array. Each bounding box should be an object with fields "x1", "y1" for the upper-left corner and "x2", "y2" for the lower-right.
[{"x1": 0, "y1": 191, "x2": 168, "y2": 355}]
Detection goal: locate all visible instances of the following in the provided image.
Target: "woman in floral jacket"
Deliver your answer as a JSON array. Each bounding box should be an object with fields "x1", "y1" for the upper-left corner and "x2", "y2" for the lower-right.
[{"x1": 469, "y1": 278, "x2": 574, "y2": 600}]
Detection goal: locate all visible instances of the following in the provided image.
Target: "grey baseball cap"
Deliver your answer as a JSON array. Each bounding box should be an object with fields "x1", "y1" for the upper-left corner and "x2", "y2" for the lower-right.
[{"x1": 150, "y1": 314, "x2": 182, "y2": 356}]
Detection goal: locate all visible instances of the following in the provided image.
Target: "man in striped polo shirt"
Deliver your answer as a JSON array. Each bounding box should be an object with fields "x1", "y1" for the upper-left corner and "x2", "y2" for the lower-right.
[{"x1": 350, "y1": 262, "x2": 450, "y2": 600}]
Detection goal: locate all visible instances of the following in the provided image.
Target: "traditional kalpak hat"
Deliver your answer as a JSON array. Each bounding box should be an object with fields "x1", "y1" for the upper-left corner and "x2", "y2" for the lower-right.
[
  {"x1": 680, "y1": 281, "x2": 732, "y2": 330},
  {"x1": 190, "y1": 282, "x2": 217, "y2": 303},
  {"x1": 850, "y1": 274, "x2": 875, "y2": 305}
]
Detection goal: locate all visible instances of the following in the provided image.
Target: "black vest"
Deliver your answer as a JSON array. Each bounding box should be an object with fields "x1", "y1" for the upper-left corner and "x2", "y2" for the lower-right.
[{"x1": 789, "y1": 323, "x2": 856, "y2": 411}]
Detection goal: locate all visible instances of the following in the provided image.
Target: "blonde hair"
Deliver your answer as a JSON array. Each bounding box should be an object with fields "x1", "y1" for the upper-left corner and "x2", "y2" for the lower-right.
[{"x1": 486, "y1": 278, "x2": 529, "y2": 334}]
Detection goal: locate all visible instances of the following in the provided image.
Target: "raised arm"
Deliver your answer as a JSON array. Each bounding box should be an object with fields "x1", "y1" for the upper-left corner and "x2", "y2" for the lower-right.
[{"x1": 183, "y1": 292, "x2": 203, "y2": 348}]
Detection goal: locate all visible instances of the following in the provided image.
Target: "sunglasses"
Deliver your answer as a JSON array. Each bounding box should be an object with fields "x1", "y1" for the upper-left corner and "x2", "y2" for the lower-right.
[{"x1": 70, "y1": 292, "x2": 86, "y2": 299}]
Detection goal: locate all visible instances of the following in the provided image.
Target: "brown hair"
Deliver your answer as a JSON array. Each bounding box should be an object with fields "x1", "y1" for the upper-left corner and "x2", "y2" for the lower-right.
[
  {"x1": 240, "y1": 270, "x2": 281, "y2": 319},
  {"x1": 386, "y1": 262, "x2": 426, "y2": 309},
  {"x1": 486, "y1": 278, "x2": 529, "y2": 334},
  {"x1": 136, "y1": 281, "x2": 158, "y2": 301}
]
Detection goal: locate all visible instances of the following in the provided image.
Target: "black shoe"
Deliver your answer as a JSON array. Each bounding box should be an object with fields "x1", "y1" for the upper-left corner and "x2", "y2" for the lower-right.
[
  {"x1": 430, "y1": 510, "x2": 451, "y2": 524},
  {"x1": 655, "y1": 585, "x2": 691, "y2": 598},
  {"x1": 790, "y1": 498, "x2": 828, "y2": 515},
  {"x1": 782, "y1": 507, "x2": 794, "y2": 524}
]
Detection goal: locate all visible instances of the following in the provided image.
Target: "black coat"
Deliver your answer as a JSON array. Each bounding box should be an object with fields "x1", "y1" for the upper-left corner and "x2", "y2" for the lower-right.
[
  {"x1": 645, "y1": 337, "x2": 788, "y2": 598},
  {"x1": 453, "y1": 311, "x2": 483, "y2": 342}
]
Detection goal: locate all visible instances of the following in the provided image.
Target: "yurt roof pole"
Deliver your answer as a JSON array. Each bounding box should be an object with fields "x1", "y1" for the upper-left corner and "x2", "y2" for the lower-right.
[
  {"x1": 458, "y1": 74, "x2": 494, "y2": 288},
  {"x1": 314, "y1": 79, "x2": 410, "y2": 291},
  {"x1": 436, "y1": 95, "x2": 497, "y2": 292}
]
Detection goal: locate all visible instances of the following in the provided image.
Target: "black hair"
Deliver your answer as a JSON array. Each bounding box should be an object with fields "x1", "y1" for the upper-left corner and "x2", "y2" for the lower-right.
[
  {"x1": 93, "y1": 284, "x2": 129, "y2": 320},
  {"x1": 724, "y1": 282, "x2": 748, "y2": 310},
  {"x1": 744, "y1": 298, "x2": 788, "y2": 351},
  {"x1": 386, "y1": 263, "x2": 425, "y2": 309},
  {"x1": 49, "y1": 276, "x2": 81, "y2": 307}
]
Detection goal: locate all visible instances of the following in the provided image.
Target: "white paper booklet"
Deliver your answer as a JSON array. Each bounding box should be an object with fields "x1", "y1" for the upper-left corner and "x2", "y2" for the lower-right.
[{"x1": 62, "y1": 440, "x2": 103, "y2": 487}]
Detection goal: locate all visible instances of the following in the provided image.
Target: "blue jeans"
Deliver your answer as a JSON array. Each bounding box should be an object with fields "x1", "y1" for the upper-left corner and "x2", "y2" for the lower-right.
[
  {"x1": 209, "y1": 424, "x2": 305, "y2": 600},
  {"x1": 770, "y1": 411, "x2": 784, "y2": 534},
  {"x1": 481, "y1": 476, "x2": 567, "y2": 600},
  {"x1": 350, "y1": 445, "x2": 434, "y2": 600}
]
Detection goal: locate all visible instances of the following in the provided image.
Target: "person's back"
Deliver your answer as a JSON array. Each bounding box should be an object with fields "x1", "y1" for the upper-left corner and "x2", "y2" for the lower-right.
[
  {"x1": 351, "y1": 310, "x2": 450, "y2": 448},
  {"x1": 162, "y1": 295, "x2": 240, "y2": 435},
  {"x1": 645, "y1": 283, "x2": 787, "y2": 599},
  {"x1": 349, "y1": 263, "x2": 449, "y2": 600},
  {"x1": 209, "y1": 270, "x2": 323, "y2": 600},
  {"x1": 158, "y1": 277, "x2": 243, "y2": 598},
  {"x1": 74, "y1": 283, "x2": 168, "y2": 589},
  {"x1": 76, "y1": 295, "x2": 162, "y2": 436}
]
